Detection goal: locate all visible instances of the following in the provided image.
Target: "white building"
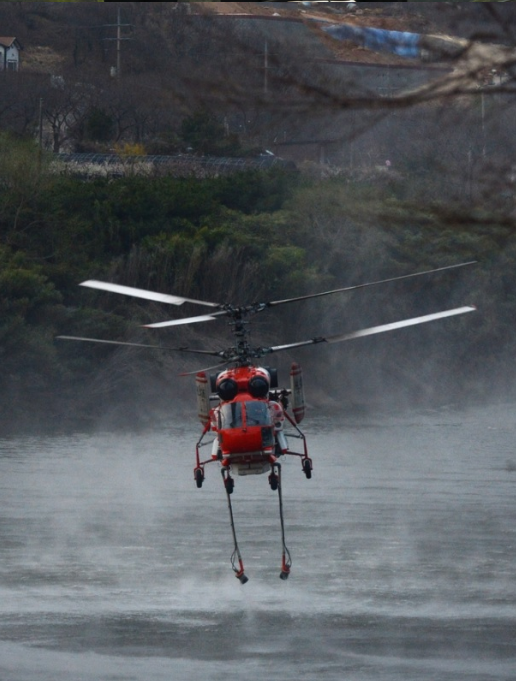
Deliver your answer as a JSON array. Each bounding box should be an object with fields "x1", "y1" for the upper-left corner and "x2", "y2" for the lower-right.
[{"x1": 0, "y1": 37, "x2": 22, "y2": 71}]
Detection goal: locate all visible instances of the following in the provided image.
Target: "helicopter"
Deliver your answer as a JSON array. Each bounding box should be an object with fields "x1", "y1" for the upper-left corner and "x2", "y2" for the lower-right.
[{"x1": 58, "y1": 261, "x2": 476, "y2": 583}]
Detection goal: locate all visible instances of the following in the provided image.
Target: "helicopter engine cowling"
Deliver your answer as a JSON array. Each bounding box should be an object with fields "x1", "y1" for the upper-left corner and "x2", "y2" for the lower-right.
[
  {"x1": 248, "y1": 375, "x2": 269, "y2": 399},
  {"x1": 215, "y1": 367, "x2": 272, "y2": 400},
  {"x1": 217, "y1": 377, "x2": 239, "y2": 401}
]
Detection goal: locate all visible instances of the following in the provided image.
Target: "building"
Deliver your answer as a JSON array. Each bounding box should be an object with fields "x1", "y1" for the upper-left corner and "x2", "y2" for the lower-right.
[{"x1": 0, "y1": 37, "x2": 22, "y2": 71}]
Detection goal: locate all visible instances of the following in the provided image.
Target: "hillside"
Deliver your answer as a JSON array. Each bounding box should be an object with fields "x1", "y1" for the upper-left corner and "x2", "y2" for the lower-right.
[
  {"x1": 3, "y1": 0, "x2": 509, "y2": 162},
  {"x1": 0, "y1": 1, "x2": 461, "y2": 75},
  {"x1": 8, "y1": 1, "x2": 516, "y2": 76}
]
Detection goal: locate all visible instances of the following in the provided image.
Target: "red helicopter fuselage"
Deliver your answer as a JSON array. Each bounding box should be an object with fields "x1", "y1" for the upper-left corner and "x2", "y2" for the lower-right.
[
  {"x1": 210, "y1": 366, "x2": 277, "y2": 476},
  {"x1": 195, "y1": 362, "x2": 309, "y2": 485}
]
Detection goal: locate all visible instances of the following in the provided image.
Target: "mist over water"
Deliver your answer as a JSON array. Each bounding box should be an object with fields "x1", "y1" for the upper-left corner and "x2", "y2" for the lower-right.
[{"x1": 1, "y1": 403, "x2": 516, "y2": 681}]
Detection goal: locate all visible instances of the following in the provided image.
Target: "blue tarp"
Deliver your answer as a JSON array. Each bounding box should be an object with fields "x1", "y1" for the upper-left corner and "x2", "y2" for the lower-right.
[{"x1": 323, "y1": 24, "x2": 421, "y2": 59}]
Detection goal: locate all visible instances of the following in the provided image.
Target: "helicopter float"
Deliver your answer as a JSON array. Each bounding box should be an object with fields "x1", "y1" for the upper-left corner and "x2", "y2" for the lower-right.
[{"x1": 58, "y1": 261, "x2": 476, "y2": 583}]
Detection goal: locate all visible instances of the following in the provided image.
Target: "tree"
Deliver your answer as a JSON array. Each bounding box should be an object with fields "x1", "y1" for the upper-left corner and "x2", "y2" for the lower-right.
[
  {"x1": 180, "y1": 110, "x2": 242, "y2": 156},
  {"x1": 84, "y1": 107, "x2": 113, "y2": 143},
  {"x1": 42, "y1": 79, "x2": 93, "y2": 153},
  {"x1": 0, "y1": 133, "x2": 51, "y2": 238}
]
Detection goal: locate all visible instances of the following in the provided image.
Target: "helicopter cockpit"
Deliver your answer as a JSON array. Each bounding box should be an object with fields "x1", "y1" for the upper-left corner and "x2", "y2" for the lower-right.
[
  {"x1": 216, "y1": 399, "x2": 275, "y2": 457},
  {"x1": 218, "y1": 400, "x2": 271, "y2": 429}
]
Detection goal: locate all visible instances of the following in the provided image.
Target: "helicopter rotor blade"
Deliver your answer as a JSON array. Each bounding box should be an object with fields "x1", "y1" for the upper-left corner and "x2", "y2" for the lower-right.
[
  {"x1": 266, "y1": 262, "x2": 477, "y2": 308},
  {"x1": 143, "y1": 310, "x2": 228, "y2": 328},
  {"x1": 80, "y1": 280, "x2": 220, "y2": 309},
  {"x1": 179, "y1": 360, "x2": 234, "y2": 376},
  {"x1": 267, "y1": 305, "x2": 476, "y2": 353},
  {"x1": 80, "y1": 263, "x2": 476, "y2": 331},
  {"x1": 55, "y1": 335, "x2": 224, "y2": 356}
]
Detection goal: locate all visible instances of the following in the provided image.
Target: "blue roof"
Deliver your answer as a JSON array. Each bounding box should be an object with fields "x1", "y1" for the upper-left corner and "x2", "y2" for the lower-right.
[{"x1": 323, "y1": 24, "x2": 421, "y2": 59}]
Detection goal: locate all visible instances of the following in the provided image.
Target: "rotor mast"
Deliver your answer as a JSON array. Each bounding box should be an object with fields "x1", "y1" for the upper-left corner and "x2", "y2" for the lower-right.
[
  {"x1": 229, "y1": 309, "x2": 251, "y2": 365},
  {"x1": 225, "y1": 303, "x2": 267, "y2": 365}
]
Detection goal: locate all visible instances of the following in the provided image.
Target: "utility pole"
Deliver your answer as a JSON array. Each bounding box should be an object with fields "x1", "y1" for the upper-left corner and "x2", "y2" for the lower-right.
[
  {"x1": 38, "y1": 97, "x2": 43, "y2": 173},
  {"x1": 74, "y1": 10, "x2": 131, "y2": 75},
  {"x1": 264, "y1": 40, "x2": 268, "y2": 95},
  {"x1": 481, "y1": 90, "x2": 486, "y2": 160},
  {"x1": 103, "y1": 8, "x2": 132, "y2": 78},
  {"x1": 116, "y1": 7, "x2": 121, "y2": 78}
]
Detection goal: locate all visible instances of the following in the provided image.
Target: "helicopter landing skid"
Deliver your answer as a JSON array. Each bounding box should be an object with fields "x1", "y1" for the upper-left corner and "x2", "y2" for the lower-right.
[
  {"x1": 221, "y1": 460, "x2": 292, "y2": 583},
  {"x1": 194, "y1": 418, "x2": 310, "y2": 581},
  {"x1": 273, "y1": 462, "x2": 292, "y2": 580},
  {"x1": 222, "y1": 468, "x2": 248, "y2": 584}
]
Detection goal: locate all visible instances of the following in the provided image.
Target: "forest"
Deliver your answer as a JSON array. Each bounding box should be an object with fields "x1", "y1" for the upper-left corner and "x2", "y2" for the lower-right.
[{"x1": 1, "y1": 1, "x2": 516, "y2": 433}]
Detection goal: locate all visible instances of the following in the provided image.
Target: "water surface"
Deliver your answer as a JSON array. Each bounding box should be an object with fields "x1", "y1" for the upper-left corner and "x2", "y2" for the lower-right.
[{"x1": 1, "y1": 403, "x2": 515, "y2": 680}]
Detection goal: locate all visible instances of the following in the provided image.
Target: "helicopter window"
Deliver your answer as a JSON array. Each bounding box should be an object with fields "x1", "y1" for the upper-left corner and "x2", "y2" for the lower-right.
[
  {"x1": 244, "y1": 401, "x2": 271, "y2": 426},
  {"x1": 220, "y1": 402, "x2": 243, "y2": 429}
]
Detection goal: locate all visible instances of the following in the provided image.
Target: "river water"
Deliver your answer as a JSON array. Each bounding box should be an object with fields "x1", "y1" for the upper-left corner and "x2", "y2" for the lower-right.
[{"x1": 1, "y1": 402, "x2": 515, "y2": 681}]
